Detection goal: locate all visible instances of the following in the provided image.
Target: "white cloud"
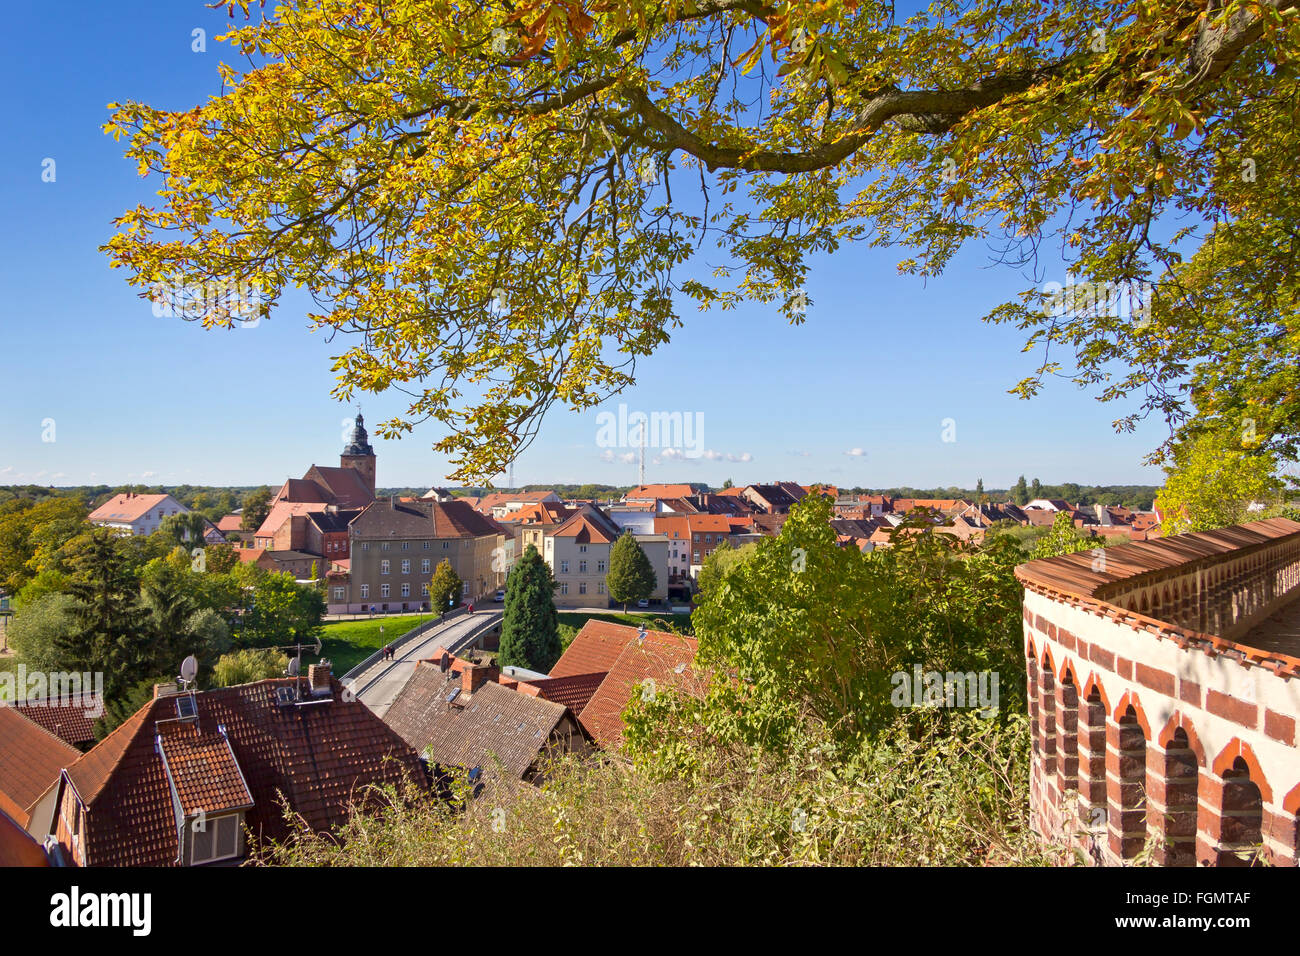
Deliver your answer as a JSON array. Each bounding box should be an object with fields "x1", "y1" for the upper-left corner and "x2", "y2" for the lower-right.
[{"x1": 844, "y1": 448, "x2": 866, "y2": 457}]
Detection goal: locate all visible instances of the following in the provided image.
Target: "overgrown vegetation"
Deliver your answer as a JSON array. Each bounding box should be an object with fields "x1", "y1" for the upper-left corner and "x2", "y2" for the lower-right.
[{"x1": 263, "y1": 496, "x2": 1061, "y2": 867}]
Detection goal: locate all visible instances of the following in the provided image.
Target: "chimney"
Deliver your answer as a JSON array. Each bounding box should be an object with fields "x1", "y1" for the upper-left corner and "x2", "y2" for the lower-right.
[
  {"x1": 154, "y1": 682, "x2": 178, "y2": 698},
  {"x1": 308, "y1": 661, "x2": 333, "y2": 696},
  {"x1": 461, "y1": 663, "x2": 498, "y2": 694},
  {"x1": 390, "y1": 495, "x2": 396, "y2": 509}
]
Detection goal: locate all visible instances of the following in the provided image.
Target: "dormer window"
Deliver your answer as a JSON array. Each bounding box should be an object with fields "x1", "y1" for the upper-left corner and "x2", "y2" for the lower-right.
[{"x1": 189, "y1": 812, "x2": 244, "y2": 865}]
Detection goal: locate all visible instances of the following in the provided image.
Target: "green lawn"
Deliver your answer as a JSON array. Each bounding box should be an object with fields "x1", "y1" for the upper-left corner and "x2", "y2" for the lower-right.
[
  {"x1": 313, "y1": 613, "x2": 442, "y2": 674},
  {"x1": 557, "y1": 610, "x2": 693, "y2": 637}
]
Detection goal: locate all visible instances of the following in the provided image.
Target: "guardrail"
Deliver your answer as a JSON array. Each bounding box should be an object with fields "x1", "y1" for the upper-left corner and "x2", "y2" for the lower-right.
[
  {"x1": 340, "y1": 607, "x2": 469, "y2": 683},
  {"x1": 444, "y1": 615, "x2": 502, "y2": 658}
]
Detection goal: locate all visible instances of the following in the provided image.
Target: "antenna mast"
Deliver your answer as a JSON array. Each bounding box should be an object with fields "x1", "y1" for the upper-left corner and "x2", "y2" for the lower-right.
[{"x1": 638, "y1": 421, "x2": 646, "y2": 487}]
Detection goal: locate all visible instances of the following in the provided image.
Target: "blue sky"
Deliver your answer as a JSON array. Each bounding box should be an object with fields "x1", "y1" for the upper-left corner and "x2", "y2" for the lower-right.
[{"x1": 0, "y1": 1, "x2": 1169, "y2": 491}]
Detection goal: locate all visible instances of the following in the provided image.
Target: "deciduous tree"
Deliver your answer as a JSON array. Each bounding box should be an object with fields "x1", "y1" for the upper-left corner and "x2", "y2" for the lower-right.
[{"x1": 105, "y1": 0, "x2": 1300, "y2": 478}]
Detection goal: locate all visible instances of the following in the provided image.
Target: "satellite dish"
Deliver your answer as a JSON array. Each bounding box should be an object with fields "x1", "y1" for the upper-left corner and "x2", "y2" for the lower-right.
[
  {"x1": 287, "y1": 658, "x2": 300, "y2": 677},
  {"x1": 179, "y1": 655, "x2": 199, "y2": 684}
]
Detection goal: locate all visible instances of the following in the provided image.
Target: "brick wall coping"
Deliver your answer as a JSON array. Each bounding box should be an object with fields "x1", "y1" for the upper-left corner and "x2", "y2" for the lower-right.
[
  {"x1": 1016, "y1": 517, "x2": 1300, "y2": 600},
  {"x1": 1020, "y1": 577, "x2": 1300, "y2": 679}
]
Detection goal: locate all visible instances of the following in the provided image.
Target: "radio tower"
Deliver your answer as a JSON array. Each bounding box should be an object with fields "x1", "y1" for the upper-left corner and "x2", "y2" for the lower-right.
[{"x1": 638, "y1": 421, "x2": 646, "y2": 488}]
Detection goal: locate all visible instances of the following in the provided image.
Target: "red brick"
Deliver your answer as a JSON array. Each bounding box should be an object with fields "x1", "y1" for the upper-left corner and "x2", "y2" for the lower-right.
[
  {"x1": 1179, "y1": 678, "x2": 1201, "y2": 708},
  {"x1": 1205, "y1": 689, "x2": 1258, "y2": 729},
  {"x1": 1116, "y1": 657, "x2": 1133, "y2": 680},
  {"x1": 1135, "y1": 662, "x2": 1176, "y2": 697},
  {"x1": 1057, "y1": 629, "x2": 1076, "y2": 651},
  {"x1": 1264, "y1": 709, "x2": 1296, "y2": 746},
  {"x1": 1090, "y1": 644, "x2": 1115, "y2": 670}
]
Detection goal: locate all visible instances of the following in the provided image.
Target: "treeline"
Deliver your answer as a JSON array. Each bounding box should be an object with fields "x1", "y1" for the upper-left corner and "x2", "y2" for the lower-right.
[
  {"x1": 0, "y1": 485, "x2": 261, "y2": 522},
  {"x1": 0, "y1": 498, "x2": 325, "y2": 737},
  {"x1": 848, "y1": 481, "x2": 1160, "y2": 510}
]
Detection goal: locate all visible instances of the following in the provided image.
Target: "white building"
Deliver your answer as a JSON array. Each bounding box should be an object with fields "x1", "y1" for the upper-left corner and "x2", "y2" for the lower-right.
[{"x1": 87, "y1": 493, "x2": 192, "y2": 537}]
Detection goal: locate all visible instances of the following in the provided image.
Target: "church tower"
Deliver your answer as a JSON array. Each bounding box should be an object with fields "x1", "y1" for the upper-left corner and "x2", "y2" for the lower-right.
[{"x1": 340, "y1": 412, "x2": 377, "y2": 500}]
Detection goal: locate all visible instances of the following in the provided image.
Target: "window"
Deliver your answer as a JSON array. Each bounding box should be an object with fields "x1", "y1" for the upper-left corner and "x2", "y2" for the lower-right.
[
  {"x1": 560, "y1": 560, "x2": 569, "y2": 574},
  {"x1": 579, "y1": 582, "x2": 587, "y2": 595},
  {"x1": 693, "y1": 534, "x2": 700, "y2": 543},
  {"x1": 559, "y1": 583, "x2": 569, "y2": 596},
  {"x1": 332, "y1": 587, "x2": 344, "y2": 600},
  {"x1": 421, "y1": 559, "x2": 431, "y2": 573},
  {"x1": 443, "y1": 541, "x2": 449, "y2": 549},
  {"x1": 597, "y1": 560, "x2": 606, "y2": 572},
  {"x1": 423, "y1": 541, "x2": 430, "y2": 549},
  {"x1": 360, "y1": 584, "x2": 370, "y2": 598},
  {"x1": 579, "y1": 560, "x2": 587, "y2": 574},
  {"x1": 401, "y1": 541, "x2": 409, "y2": 550},
  {"x1": 462, "y1": 582, "x2": 469, "y2": 596},
  {"x1": 705, "y1": 534, "x2": 712, "y2": 543},
  {"x1": 401, "y1": 583, "x2": 410, "y2": 597},
  {"x1": 362, "y1": 542, "x2": 369, "y2": 551},
  {"x1": 378, "y1": 584, "x2": 391, "y2": 598},
  {"x1": 382, "y1": 542, "x2": 390, "y2": 550},
  {"x1": 421, "y1": 583, "x2": 429, "y2": 596},
  {"x1": 693, "y1": 551, "x2": 700, "y2": 562},
  {"x1": 579, "y1": 544, "x2": 587, "y2": 553},
  {"x1": 401, "y1": 560, "x2": 410, "y2": 574},
  {"x1": 380, "y1": 560, "x2": 390, "y2": 575},
  {"x1": 190, "y1": 813, "x2": 242, "y2": 865},
  {"x1": 598, "y1": 582, "x2": 605, "y2": 594}
]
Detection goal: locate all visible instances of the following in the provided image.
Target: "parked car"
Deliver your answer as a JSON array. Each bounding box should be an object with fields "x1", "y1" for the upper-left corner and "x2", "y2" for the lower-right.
[
  {"x1": 636, "y1": 598, "x2": 650, "y2": 608},
  {"x1": 494, "y1": 589, "x2": 505, "y2": 602}
]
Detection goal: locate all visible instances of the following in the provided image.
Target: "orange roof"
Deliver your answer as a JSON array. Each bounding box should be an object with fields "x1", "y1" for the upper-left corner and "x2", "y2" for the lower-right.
[
  {"x1": 624, "y1": 484, "x2": 695, "y2": 500},
  {"x1": 548, "y1": 620, "x2": 644, "y2": 678},
  {"x1": 237, "y1": 548, "x2": 268, "y2": 564},
  {"x1": 88, "y1": 493, "x2": 176, "y2": 524},
  {"x1": 254, "y1": 500, "x2": 328, "y2": 538},
  {"x1": 654, "y1": 514, "x2": 733, "y2": 539},
  {"x1": 714, "y1": 487, "x2": 746, "y2": 496},
  {"x1": 216, "y1": 514, "x2": 244, "y2": 532},
  {"x1": 577, "y1": 629, "x2": 699, "y2": 750},
  {"x1": 0, "y1": 706, "x2": 82, "y2": 827},
  {"x1": 0, "y1": 810, "x2": 48, "y2": 867}
]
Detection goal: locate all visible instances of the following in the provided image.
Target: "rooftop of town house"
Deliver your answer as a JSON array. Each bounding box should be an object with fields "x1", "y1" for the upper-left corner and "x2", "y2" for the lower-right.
[
  {"x1": 1016, "y1": 516, "x2": 1300, "y2": 673},
  {"x1": 87, "y1": 492, "x2": 177, "y2": 524},
  {"x1": 59, "y1": 675, "x2": 422, "y2": 867}
]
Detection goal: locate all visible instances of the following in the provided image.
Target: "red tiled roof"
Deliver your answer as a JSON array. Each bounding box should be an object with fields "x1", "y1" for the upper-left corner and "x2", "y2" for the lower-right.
[
  {"x1": 12, "y1": 701, "x2": 97, "y2": 749},
  {"x1": 578, "y1": 630, "x2": 699, "y2": 750},
  {"x1": 0, "y1": 810, "x2": 48, "y2": 867},
  {"x1": 87, "y1": 493, "x2": 175, "y2": 524},
  {"x1": 548, "y1": 620, "x2": 664, "y2": 678},
  {"x1": 272, "y1": 478, "x2": 330, "y2": 505},
  {"x1": 522, "y1": 672, "x2": 606, "y2": 714},
  {"x1": 156, "y1": 725, "x2": 254, "y2": 816},
  {"x1": 0, "y1": 707, "x2": 82, "y2": 827},
  {"x1": 254, "y1": 500, "x2": 328, "y2": 538},
  {"x1": 60, "y1": 680, "x2": 422, "y2": 867},
  {"x1": 624, "y1": 484, "x2": 695, "y2": 500},
  {"x1": 551, "y1": 509, "x2": 619, "y2": 544},
  {"x1": 216, "y1": 514, "x2": 244, "y2": 532}
]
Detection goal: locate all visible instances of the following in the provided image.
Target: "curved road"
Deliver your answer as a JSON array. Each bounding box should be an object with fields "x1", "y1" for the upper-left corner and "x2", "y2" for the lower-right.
[{"x1": 354, "y1": 610, "x2": 501, "y2": 719}]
